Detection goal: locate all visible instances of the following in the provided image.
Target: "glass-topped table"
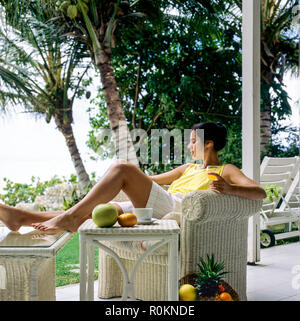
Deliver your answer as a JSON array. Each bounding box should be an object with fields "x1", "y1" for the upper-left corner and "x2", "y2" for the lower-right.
[
  {"x1": 0, "y1": 226, "x2": 66, "y2": 248},
  {"x1": 0, "y1": 224, "x2": 73, "y2": 301}
]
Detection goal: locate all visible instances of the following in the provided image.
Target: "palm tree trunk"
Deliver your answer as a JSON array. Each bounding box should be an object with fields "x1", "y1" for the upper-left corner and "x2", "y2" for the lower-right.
[
  {"x1": 260, "y1": 109, "x2": 272, "y2": 153},
  {"x1": 54, "y1": 117, "x2": 91, "y2": 191},
  {"x1": 260, "y1": 71, "x2": 273, "y2": 154},
  {"x1": 95, "y1": 50, "x2": 139, "y2": 167},
  {"x1": 260, "y1": 103, "x2": 272, "y2": 153}
]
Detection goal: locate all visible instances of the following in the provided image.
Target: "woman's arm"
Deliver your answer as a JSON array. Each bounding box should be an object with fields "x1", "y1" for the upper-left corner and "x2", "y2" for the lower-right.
[
  {"x1": 208, "y1": 164, "x2": 266, "y2": 200},
  {"x1": 148, "y1": 163, "x2": 191, "y2": 185}
]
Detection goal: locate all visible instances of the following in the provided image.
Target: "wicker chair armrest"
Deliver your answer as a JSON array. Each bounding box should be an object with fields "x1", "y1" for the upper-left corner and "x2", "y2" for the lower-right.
[{"x1": 181, "y1": 190, "x2": 262, "y2": 224}]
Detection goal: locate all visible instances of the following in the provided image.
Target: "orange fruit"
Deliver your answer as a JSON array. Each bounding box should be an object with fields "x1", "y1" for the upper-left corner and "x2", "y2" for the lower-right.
[
  {"x1": 117, "y1": 213, "x2": 137, "y2": 227},
  {"x1": 219, "y1": 292, "x2": 233, "y2": 301}
]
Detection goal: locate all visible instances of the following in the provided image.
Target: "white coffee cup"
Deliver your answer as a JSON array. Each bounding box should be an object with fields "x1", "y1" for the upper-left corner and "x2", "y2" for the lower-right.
[{"x1": 133, "y1": 208, "x2": 153, "y2": 222}]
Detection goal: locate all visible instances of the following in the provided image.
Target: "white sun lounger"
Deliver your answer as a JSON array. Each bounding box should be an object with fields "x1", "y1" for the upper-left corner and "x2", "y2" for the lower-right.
[{"x1": 260, "y1": 156, "x2": 300, "y2": 247}]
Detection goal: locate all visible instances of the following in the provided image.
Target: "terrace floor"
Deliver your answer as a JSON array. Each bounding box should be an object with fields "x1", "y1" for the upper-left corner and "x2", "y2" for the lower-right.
[{"x1": 56, "y1": 241, "x2": 300, "y2": 301}]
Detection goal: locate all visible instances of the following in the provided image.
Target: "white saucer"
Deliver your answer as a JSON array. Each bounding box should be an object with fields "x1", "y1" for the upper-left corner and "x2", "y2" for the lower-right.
[{"x1": 137, "y1": 218, "x2": 156, "y2": 225}]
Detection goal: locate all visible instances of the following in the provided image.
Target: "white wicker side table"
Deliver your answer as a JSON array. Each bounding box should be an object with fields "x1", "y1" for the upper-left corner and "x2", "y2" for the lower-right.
[
  {"x1": 0, "y1": 225, "x2": 72, "y2": 301},
  {"x1": 78, "y1": 219, "x2": 180, "y2": 301}
]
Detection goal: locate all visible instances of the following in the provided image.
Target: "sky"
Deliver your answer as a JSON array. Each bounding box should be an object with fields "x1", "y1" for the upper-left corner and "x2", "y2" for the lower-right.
[
  {"x1": 0, "y1": 91, "x2": 114, "y2": 193},
  {"x1": 0, "y1": 73, "x2": 299, "y2": 194}
]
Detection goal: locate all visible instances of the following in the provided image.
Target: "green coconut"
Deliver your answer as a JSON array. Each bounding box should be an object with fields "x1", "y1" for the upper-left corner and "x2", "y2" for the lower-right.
[{"x1": 67, "y1": 5, "x2": 78, "y2": 19}]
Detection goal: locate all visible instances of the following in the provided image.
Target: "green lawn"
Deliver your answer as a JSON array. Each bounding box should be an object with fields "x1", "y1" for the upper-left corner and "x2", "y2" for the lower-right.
[
  {"x1": 56, "y1": 233, "x2": 99, "y2": 287},
  {"x1": 274, "y1": 223, "x2": 299, "y2": 246}
]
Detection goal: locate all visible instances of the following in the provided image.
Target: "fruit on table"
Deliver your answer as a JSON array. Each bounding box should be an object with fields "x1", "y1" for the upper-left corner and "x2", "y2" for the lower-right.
[
  {"x1": 117, "y1": 213, "x2": 137, "y2": 227},
  {"x1": 179, "y1": 284, "x2": 197, "y2": 301},
  {"x1": 219, "y1": 292, "x2": 233, "y2": 301},
  {"x1": 92, "y1": 204, "x2": 118, "y2": 227}
]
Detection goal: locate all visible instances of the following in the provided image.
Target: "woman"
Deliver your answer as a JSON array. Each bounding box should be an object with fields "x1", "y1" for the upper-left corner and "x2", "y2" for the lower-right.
[{"x1": 0, "y1": 122, "x2": 266, "y2": 232}]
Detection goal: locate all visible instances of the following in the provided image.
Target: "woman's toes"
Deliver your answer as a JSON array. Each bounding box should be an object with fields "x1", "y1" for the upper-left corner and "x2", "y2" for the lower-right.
[{"x1": 32, "y1": 223, "x2": 43, "y2": 230}]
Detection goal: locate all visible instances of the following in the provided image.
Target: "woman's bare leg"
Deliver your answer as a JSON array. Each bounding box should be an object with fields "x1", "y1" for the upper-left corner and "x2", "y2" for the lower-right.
[
  {"x1": 0, "y1": 204, "x2": 64, "y2": 231},
  {"x1": 32, "y1": 161, "x2": 153, "y2": 232}
]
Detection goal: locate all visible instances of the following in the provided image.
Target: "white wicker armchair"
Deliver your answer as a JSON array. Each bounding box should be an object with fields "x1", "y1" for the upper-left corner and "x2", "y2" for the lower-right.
[{"x1": 97, "y1": 189, "x2": 262, "y2": 301}]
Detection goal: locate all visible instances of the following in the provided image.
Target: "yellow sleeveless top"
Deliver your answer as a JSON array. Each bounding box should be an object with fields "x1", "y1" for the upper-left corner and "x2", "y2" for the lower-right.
[{"x1": 168, "y1": 164, "x2": 225, "y2": 195}]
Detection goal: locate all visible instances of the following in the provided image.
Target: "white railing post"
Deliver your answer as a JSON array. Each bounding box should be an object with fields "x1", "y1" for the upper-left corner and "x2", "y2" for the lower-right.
[{"x1": 242, "y1": 0, "x2": 261, "y2": 263}]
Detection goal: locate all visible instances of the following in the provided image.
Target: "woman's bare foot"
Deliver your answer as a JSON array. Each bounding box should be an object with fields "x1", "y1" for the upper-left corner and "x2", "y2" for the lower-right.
[
  {"x1": 0, "y1": 204, "x2": 23, "y2": 231},
  {"x1": 32, "y1": 212, "x2": 88, "y2": 233}
]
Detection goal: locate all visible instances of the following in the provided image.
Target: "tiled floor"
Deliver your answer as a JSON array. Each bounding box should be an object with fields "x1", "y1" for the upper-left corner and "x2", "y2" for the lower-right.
[
  {"x1": 247, "y1": 242, "x2": 300, "y2": 301},
  {"x1": 56, "y1": 242, "x2": 300, "y2": 301}
]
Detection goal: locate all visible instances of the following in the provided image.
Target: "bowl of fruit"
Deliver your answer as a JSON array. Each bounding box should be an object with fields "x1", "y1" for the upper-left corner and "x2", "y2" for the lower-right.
[{"x1": 179, "y1": 254, "x2": 239, "y2": 301}]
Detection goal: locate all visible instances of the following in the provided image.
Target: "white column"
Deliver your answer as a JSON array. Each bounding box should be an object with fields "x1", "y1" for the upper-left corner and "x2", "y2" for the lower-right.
[{"x1": 242, "y1": 0, "x2": 261, "y2": 263}]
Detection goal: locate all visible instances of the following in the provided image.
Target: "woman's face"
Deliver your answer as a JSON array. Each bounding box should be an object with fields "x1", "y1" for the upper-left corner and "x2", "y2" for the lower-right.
[{"x1": 187, "y1": 130, "x2": 204, "y2": 160}]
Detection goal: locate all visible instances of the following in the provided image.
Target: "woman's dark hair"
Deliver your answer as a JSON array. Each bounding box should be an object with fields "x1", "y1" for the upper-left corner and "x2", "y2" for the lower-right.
[{"x1": 191, "y1": 122, "x2": 227, "y2": 151}]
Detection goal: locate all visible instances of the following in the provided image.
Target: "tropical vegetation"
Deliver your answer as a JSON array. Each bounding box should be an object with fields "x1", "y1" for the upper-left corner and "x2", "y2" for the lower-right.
[
  {"x1": 87, "y1": 0, "x2": 244, "y2": 171},
  {"x1": 0, "y1": 0, "x2": 298, "y2": 175},
  {"x1": 87, "y1": 0, "x2": 299, "y2": 172},
  {"x1": 0, "y1": 1, "x2": 92, "y2": 190},
  {"x1": 0, "y1": 174, "x2": 78, "y2": 206},
  {"x1": 212, "y1": 0, "x2": 299, "y2": 154},
  {"x1": 0, "y1": 0, "x2": 298, "y2": 288}
]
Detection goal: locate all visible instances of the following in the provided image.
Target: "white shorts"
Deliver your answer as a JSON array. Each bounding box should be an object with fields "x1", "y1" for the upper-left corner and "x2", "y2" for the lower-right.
[{"x1": 113, "y1": 181, "x2": 183, "y2": 219}]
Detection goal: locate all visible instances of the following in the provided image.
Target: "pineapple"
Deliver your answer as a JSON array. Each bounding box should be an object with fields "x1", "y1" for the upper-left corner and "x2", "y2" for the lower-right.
[{"x1": 194, "y1": 254, "x2": 228, "y2": 299}]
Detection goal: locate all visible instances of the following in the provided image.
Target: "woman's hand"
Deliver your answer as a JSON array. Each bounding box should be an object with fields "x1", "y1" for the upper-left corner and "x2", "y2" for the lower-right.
[
  {"x1": 208, "y1": 173, "x2": 232, "y2": 195},
  {"x1": 209, "y1": 165, "x2": 267, "y2": 200}
]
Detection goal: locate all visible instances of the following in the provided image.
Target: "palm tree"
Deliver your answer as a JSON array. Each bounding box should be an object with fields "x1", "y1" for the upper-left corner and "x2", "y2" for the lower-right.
[
  {"x1": 219, "y1": 0, "x2": 299, "y2": 153},
  {"x1": 260, "y1": 0, "x2": 299, "y2": 153},
  {"x1": 37, "y1": 0, "x2": 177, "y2": 168},
  {"x1": 2, "y1": 0, "x2": 222, "y2": 169},
  {"x1": 0, "y1": 5, "x2": 92, "y2": 191}
]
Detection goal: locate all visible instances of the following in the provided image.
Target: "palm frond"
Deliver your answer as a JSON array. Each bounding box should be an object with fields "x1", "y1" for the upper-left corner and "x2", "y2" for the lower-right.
[
  {"x1": 104, "y1": 0, "x2": 120, "y2": 48},
  {"x1": 90, "y1": 0, "x2": 99, "y2": 27},
  {"x1": 78, "y1": 0, "x2": 101, "y2": 61},
  {"x1": 0, "y1": 65, "x2": 38, "y2": 107},
  {"x1": 0, "y1": 0, "x2": 91, "y2": 116}
]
